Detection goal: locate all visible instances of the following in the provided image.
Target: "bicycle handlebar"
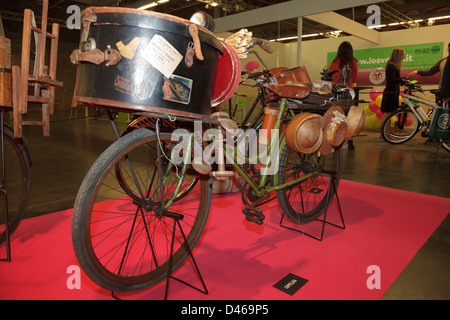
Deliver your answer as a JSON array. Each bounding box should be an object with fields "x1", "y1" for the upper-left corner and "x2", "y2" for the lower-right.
[
  {"x1": 320, "y1": 68, "x2": 340, "y2": 81},
  {"x1": 402, "y1": 79, "x2": 423, "y2": 93},
  {"x1": 249, "y1": 38, "x2": 274, "y2": 54}
]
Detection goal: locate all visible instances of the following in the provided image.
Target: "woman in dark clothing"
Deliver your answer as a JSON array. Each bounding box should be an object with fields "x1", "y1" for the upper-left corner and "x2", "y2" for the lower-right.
[{"x1": 380, "y1": 48, "x2": 416, "y2": 127}]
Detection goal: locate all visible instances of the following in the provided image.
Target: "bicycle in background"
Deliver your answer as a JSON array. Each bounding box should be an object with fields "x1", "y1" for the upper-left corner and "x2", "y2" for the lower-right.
[{"x1": 380, "y1": 80, "x2": 450, "y2": 152}]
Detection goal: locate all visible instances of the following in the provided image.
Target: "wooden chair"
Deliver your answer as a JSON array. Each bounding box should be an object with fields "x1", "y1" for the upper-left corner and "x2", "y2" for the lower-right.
[{"x1": 12, "y1": 0, "x2": 63, "y2": 138}]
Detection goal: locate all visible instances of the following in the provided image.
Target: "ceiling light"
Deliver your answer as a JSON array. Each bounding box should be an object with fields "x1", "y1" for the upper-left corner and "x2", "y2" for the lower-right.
[
  {"x1": 368, "y1": 24, "x2": 386, "y2": 29},
  {"x1": 270, "y1": 34, "x2": 317, "y2": 42},
  {"x1": 211, "y1": 1, "x2": 219, "y2": 7},
  {"x1": 158, "y1": 0, "x2": 170, "y2": 3},
  {"x1": 137, "y1": 2, "x2": 158, "y2": 10},
  {"x1": 432, "y1": 15, "x2": 450, "y2": 20},
  {"x1": 302, "y1": 33, "x2": 319, "y2": 38}
]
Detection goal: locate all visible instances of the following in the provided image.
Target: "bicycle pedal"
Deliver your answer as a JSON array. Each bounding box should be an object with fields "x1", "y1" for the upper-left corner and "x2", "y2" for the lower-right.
[{"x1": 242, "y1": 206, "x2": 265, "y2": 225}]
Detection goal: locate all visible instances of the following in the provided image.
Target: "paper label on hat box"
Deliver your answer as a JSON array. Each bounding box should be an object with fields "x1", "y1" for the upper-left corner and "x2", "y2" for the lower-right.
[{"x1": 141, "y1": 35, "x2": 183, "y2": 78}]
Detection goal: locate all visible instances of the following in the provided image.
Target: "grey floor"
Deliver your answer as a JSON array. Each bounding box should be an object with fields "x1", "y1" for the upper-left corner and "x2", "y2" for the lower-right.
[{"x1": 11, "y1": 109, "x2": 450, "y2": 300}]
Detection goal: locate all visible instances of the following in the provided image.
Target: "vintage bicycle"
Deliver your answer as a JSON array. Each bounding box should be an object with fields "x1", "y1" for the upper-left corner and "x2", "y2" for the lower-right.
[
  {"x1": 69, "y1": 7, "x2": 364, "y2": 295},
  {"x1": 380, "y1": 80, "x2": 450, "y2": 152}
]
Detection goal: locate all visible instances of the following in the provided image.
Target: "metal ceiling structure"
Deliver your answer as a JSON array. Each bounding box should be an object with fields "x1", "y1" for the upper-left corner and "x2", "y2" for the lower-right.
[{"x1": 1, "y1": 0, "x2": 450, "y2": 42}]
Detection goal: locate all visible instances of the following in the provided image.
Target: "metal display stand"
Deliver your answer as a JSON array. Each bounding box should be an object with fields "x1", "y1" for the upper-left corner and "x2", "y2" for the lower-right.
[
  {"x1": 279, "y1": 174, "x2": 345, "y2": 241},
  {"x1": 163, "y1": 212, "x2": 208, "y2": 300},
  {"x1": 111, "y1": 213, "x2": 208, "y2": 300}
]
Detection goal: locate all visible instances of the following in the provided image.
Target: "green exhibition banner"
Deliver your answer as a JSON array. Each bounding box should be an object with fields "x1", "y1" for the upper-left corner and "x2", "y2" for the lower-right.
[
  {"x1": 327, "y1": 42, "x2": 444, "y2": 70},
  {"x1": 327, "y1": 42, "x2": 445, "y2": 85}
]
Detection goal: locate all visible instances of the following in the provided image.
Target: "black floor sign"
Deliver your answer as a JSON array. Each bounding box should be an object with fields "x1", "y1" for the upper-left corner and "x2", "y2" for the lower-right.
[{"x1": 273, "y1": 273, "x2": 308, "y2": 296}]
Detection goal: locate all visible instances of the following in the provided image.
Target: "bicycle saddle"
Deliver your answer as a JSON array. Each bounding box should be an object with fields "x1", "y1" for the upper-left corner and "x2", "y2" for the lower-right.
[{"x1": 265, "y1": 83, "x2": 311, "y2": 101}]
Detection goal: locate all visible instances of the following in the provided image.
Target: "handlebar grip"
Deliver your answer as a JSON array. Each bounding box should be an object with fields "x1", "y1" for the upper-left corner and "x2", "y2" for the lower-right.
[
  {"x1": 258, "y1": 40, "x2": 273, "y2": 54},
  {"x1": 248, "y1": 72, "x2": 263, "y2": 79},
  {"x1": 250, "y1": 38, "x2": 273, "y2": 54}
]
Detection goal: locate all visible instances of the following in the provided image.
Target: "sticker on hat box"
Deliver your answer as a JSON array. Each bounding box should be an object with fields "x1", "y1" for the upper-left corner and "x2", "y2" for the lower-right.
[
  {"x1": 162, "y1": 75, "x2": 192, "y2": 105},
  {"x1": 141, "y1": 35, "x2": 183, "y2": 78},
  {"x1": 116, "y1": 37, "x2": 142, "y2": 60},
  {"x1": 114, "y1": 58, "x2": 158, "y2": 100}
]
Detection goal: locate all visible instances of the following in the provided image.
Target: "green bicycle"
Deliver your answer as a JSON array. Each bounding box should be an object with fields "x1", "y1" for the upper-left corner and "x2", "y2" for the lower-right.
[{"x1": 71, "y1": 92, "x2": 344, "y2": 293}]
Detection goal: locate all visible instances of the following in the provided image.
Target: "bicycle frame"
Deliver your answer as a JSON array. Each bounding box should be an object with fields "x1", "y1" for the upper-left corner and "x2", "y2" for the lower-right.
[
  {"x1": 223, "y1": 97, "x2": 321, "y2": 198},
  {"x1": 239, "y1": 87, "x2": 266, "y2": 130},
  {"x1": 402, "y1": 93, "x2": 438, "y2": 126},
  {"x1": 159, "y1": 96, "x2": 323, "y2": 202}
]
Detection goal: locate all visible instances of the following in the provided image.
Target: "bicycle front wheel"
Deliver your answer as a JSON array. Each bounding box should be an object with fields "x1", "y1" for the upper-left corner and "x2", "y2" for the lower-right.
[
  {"x1": 72, "y1": 128, "x2": 212, "y2": 293},
  {"x1": 381, "y1": 109, "x2": 420, "y2": 144},
  {"x1": 276, "y1": 144, "x2": 342, "y2": 223}
]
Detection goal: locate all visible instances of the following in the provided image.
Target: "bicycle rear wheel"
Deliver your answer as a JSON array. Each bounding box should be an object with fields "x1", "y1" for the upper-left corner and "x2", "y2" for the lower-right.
[
  {"x1": 276, "y1": 144, "x2": 342, "y2": 223},
  {"x1": 0, "y1": 124, "x2": 31, "y2": 244},
  {"x1": 381, "y1": 109, "x2": 420, "y2": 144},
  {"x1": 72, "y1": 128, "x2": 211, "y2": 293}
]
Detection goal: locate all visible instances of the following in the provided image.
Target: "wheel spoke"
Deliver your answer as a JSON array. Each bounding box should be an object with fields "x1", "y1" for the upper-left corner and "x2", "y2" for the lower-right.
[{"x1": 277, "y1": 144, "x2": 341, "y2": 223}]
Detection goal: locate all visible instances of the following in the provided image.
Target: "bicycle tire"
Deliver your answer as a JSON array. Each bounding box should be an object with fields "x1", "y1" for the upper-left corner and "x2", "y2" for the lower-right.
[
  {"x1": 440, "y1": 139, "x2": 450, "y2": 153},
  {"x1": 276, "y1": 144, "x2": 342, "y2": 223},
  {"x1": 72, "y1": 128, "x2": 212, "y2": 293},
  {"x1": 381, "y1": 109, "x2": 420, "y2": 144},
  {"x1": 0, "y1": 124, "x2": 31, "y2": 244}
]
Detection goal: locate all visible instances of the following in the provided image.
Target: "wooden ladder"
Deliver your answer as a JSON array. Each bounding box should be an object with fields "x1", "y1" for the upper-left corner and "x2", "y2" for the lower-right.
[{"x1": 12, "y1": 0, "x2": 63, "y2": 138}]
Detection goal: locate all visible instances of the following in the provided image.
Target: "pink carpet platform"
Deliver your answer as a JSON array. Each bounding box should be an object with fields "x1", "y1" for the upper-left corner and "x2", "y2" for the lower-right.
[{"x1": 1, "y1": 180, "x2": 448, "y2": 300}]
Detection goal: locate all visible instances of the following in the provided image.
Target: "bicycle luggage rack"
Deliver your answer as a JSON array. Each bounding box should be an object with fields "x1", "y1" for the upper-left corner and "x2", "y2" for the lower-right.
[{"x1": 279, "y1": 172, "x2": 345, "y2": 241}]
